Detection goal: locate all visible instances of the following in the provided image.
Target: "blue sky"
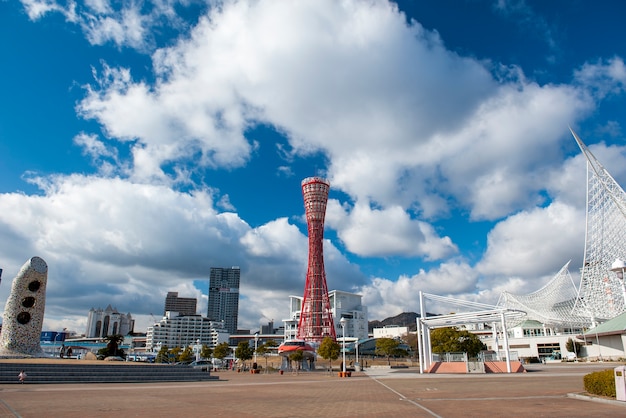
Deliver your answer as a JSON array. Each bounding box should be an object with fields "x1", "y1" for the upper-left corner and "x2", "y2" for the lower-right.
[{"x1": 1, "y1": 0, "x2": 626, "y2": 334}]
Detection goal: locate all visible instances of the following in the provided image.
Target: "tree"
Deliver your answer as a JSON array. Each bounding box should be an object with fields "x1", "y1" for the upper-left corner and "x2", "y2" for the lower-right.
[
  {"x1": 289, "y1": 349, "x2": 304, "y2": 374},
  {"x1": 169, "y1": 346, "x2": 182, "y2": 363},
  {"x1": 201, "y1": 344, "x2": 213, "y2": 360},
  {"x1": 155, "y1": 345, "x2": 169, "y2": 363},
  {"x1": 317, "y1": 336, "x2": 341, "y2": 371},
  {"x1": 256, "y1": 339, "x2": 278, "y2": 371},
  {"x1": 213, "y1": 342, "x2": 231, "y2": 363},
  {"x1": 97, "y1": 334, "x2": 126, "y2": 359},
  {"x1": 178, "y1": 346, "x2": 194, "y2": 363},
  {"x1": 375, "y1": 338, "x2": 408, "y2": 365},
  {"x1": 566, "y1": 338, "x2": 582, "y2": 357},
  {"x1": 403, "y1": 332, "x2": 418, "y2": 358},
  {"x1": 235, "y1": 341, "x2": 254, "y2": 369},
  {"x1": 430, "y1": 327, "x2": 486, "y2": 357}
]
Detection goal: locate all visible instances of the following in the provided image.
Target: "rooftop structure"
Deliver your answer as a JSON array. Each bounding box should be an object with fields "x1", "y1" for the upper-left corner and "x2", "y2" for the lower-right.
[{"x1": 164, "y1": 291, "x2": 197, "y2": 316}]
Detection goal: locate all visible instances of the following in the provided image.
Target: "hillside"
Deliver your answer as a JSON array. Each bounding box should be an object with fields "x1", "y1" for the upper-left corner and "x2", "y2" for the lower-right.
[{"x1": 368, "y1": 312, "x2": 419, "y2": 332}]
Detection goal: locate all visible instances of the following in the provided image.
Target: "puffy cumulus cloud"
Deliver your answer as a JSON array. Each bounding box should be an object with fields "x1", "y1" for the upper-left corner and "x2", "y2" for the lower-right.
[
  {"x1": 476, "y1": 201, "x2": 585, "y2": 282},
  {"x1": 76, "y1": 0, "x2": 606, "y2": 227},
  {"x1": 0, "y1": 175, "x2": 364, "y2": 331},
  {"x1": 358, "y1": 262, "x2": 478, "y2": 319},
  {"x1": 326, "y1": 201, "x2": 457, "y2": 260},
  {"x1": 74, "y1": 0, "x2": 489, "y2": 193},
  {"x1": 78, "y1": 59, "x2": 254, "y2": 183},
  {"x1": 241, "y1": 218, "x2": 305, "y2": 260},
  {"x1": 437, "y1": 83, "x2": 592, "y2": 220}
]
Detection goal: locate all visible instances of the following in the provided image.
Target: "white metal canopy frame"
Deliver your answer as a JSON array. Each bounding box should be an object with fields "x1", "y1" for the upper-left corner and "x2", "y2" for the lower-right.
[
  {"x1": 570, "y1": 129, "x2": 626, "y2": 323},
  {"x1": 498, "y1": 261, "x2": 593, "y2": 328},
  {"x1": 417, "y1": 292, "x2": 526, "y2": 374},
  {"x1": 496, "y1": 131, "x2": 626, "y2": 330}
]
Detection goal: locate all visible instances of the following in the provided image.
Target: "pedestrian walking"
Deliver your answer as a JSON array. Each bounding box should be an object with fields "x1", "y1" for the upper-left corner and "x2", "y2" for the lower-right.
[{"x1": 18, "y1": 370, "x2": 26, "y2": 384}]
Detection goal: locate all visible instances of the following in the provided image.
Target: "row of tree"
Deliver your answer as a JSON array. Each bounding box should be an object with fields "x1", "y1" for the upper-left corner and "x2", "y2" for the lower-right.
[
  {"x1": 154, "y1": 339, "x2": 280, "y2": 368},
  {"x1": 99, "y1": 327, "x2": 488, "y2": 364}
]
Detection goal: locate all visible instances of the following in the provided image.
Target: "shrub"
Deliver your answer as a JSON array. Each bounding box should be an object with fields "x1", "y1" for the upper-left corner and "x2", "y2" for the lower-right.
[{"x1": 583, "y1": 369, "x2": 616, "y2": 398}]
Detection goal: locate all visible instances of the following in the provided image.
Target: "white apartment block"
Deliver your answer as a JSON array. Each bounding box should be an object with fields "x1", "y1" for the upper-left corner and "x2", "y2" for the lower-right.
[{"x1": 146, "y1": 311, "x2": 229, "y2": 351}]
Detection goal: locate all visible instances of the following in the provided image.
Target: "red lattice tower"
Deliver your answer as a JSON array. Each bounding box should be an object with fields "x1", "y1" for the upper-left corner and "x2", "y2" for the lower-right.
[{"x1": 297, "y1": 177, "x2": 336, "y2": 342}]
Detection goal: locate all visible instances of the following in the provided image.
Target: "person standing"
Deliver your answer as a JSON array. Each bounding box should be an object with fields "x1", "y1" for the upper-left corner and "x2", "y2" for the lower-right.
[{"x1": 18, "y1": 370, "x2": 27, "y2": 384}]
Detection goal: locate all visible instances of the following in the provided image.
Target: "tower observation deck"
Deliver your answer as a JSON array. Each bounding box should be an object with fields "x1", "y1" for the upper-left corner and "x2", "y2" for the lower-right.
[{"x1": 297, "y1": 177, "x2": 337, "y2": 342}]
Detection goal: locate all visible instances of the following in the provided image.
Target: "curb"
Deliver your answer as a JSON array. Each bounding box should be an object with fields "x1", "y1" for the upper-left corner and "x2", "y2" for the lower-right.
[{"x1": 567, "y1": 392, "x2": 626, "y2": 407}]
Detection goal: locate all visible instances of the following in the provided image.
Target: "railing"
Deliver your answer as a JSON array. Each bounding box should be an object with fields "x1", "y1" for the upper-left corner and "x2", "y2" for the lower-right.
[{"x1": 432, "y1": 352, "x2": 467, "y2": 362}]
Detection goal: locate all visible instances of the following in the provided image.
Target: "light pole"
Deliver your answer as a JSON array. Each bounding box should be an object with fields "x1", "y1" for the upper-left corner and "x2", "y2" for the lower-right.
[
  {"x1": 610, "y1": 258, "x2": 626, "y2": 307},
  {"x1": 254, "y1": 332, "x2": 259, "y2": 364},
  {"x1": 340, "y1": 317, "x2": 346, "y2": 374},
  {"x1": 52, "y1": 333, "x2": 62, "y2": 357}
]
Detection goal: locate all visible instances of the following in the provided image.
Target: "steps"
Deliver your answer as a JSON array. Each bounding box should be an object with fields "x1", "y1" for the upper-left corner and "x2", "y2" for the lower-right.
[{"x1": 0, "y1": 362, "x2": 219, "y2": 384}]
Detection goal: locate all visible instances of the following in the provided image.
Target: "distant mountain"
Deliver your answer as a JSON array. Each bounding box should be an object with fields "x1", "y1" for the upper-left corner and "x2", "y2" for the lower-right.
[{"x1": 368, "y1": 312, "x2": 421, "y2": 332}]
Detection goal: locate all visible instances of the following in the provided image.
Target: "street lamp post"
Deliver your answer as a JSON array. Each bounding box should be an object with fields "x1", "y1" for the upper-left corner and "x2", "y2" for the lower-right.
[
  {"x1": 254, "y1": 332, "x2": 259, "y2": 364},
  {"x1": 610, "y1": 258, "x2": 626, "y2": 307},
  {"x1": 339, "y1": 317, "x2": 346, "y2": 374}
]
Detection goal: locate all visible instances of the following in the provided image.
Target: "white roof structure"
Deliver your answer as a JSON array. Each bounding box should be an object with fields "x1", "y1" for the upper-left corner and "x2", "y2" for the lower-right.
[
  {"x1": 499, "y1": 130, "x2": 626, "y2": 327},
  {"x1": 498, "y1": 262, "x2": 591, "y2": 328},
  {"x1": 571, "y1": 129, "x2": 626, "y2": 322}
]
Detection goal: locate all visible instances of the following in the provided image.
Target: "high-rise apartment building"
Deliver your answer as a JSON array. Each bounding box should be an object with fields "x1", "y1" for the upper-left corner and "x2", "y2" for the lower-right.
[
  {"x1": 164, "y1": 291, "x2": 197, "y2": 316},
  {"x1": 207, "y1": 267, "x2": 240, "y2": 334}
]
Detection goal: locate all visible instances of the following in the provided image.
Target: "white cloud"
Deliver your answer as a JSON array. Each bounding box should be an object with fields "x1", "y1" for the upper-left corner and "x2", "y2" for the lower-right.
[
  {"x1": 574, "y1": 57, "x2": 626, "y2": 99},
  {"x1": 326, "y1": 200, "x2": 457, "y2": 260},
  {"x1": 358, "y1": 261, "x2": 478, "y2": 320},
  {"x1": 476, "y1": 201, "x2": 585, "y2": 281},
  {"x1": 0, "y1": 174, "x2": 365, "y2": 331}
]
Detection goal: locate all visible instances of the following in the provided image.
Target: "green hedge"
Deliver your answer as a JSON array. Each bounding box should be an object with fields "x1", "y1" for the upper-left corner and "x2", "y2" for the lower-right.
[{"x1": 583, "y1": 369, "x2": 616, "y2": 398}]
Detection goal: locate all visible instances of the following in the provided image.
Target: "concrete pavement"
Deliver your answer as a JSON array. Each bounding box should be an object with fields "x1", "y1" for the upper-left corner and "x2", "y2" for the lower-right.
[{"x1": 0, "y1": 362, "x2": 624, "y2": 417}]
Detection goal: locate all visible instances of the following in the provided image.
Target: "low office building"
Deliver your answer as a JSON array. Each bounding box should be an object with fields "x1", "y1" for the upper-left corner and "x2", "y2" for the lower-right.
[{"x1": 373, "y1": 325, "x2": 409, "y2": 339}]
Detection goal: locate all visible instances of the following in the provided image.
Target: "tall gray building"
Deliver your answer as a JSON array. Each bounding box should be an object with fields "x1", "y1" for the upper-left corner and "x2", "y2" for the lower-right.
[
  {"x1": 207, "y1": 267, "x2": 240, "y2": 334},
  {"x1": 164, "y1": 292, "x2": 197, "y2": 316}
]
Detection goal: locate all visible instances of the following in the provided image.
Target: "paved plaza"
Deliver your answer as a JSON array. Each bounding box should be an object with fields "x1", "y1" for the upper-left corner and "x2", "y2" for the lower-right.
[{"x1": 0, "y1": 363, "x2": 625, "y2": 417}]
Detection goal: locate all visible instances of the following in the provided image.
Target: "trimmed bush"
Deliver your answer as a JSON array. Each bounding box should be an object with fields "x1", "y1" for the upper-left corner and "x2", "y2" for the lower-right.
[{"x1": 583, "y1": 369, "x2": 616, "y2": 398}]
